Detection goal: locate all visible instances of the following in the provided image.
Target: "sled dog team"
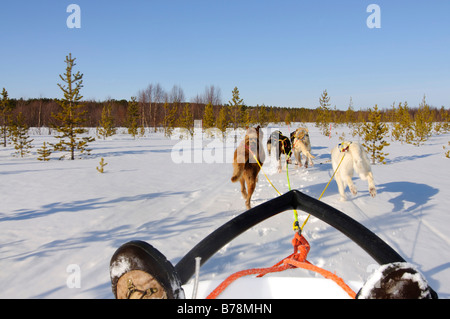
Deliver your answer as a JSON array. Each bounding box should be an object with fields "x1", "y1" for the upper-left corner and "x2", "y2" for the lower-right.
[{"x1": 232, "y1": 126, "x2": 376, "y2": 209}]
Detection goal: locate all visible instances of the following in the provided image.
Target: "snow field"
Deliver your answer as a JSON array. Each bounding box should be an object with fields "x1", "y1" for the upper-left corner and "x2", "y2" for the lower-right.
[{"x1": 0, "y1": 124, "x2": 449, "y2": 298}]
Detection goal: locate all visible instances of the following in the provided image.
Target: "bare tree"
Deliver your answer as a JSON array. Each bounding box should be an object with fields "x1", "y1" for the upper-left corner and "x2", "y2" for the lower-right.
[
  {"x1": 137, "y1": 88, "x2": 148, "y2": 129},
  {"x1": 144, "y1": 83, "x2": 153, "y2": 130},
  {"x1": 192, "y1": 85, "x2": 222, "y2": 106},
  {"x1": 153, "y1": 83, "x2": 165, "y2": 103},
  {"x1": 38, "y1": 94, "x2": 43, "y2": 133},
  {"x1": 204, "y1": 85, "x2": 222, "y2": 106},
  {"x1": 169, "y1": 85, "x2": 185, "y2": 104},
  {"x1": 191, "y1": 93, "x2": 203, "y2": 105},
  {"x1": 152, "y1": 83, "x2": 165, "y2": 130}
]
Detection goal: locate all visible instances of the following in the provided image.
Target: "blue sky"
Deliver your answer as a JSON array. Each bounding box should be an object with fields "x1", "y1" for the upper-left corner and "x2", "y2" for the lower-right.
[{"x1": 1, "y1": 1, "x2": 449, "y2": 109}]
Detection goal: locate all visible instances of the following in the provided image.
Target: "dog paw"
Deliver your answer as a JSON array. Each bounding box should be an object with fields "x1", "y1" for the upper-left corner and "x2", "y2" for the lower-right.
[
  {"x1": 350, "y1": 186, "x2": 358, "y2": 196},
  {"x1": 369, "y1": 187, "x2": 377, "y2": 197}
]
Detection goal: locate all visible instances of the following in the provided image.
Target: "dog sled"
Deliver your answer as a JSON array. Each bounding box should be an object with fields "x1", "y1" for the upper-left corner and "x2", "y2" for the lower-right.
[{"x1": 109, "y1": 190, "x2": 438, "y2": 299}]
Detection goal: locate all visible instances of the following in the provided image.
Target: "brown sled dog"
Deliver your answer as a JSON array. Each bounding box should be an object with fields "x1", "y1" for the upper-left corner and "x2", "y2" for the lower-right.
[
  {"x1": 290, "y1": 127, "x2": 315, "y2": 168},
  {"x1": 231, "y1": 126, "x2": 265, "y2": 210}
]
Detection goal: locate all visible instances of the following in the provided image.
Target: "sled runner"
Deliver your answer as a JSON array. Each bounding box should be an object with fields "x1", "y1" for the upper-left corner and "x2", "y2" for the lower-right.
[{"x1": 109, "y1": 190, "x2": 438, "y2": 299}]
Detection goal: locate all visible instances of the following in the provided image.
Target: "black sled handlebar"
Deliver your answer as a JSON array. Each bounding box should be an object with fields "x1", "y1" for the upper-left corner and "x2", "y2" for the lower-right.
[{"x1": 175, "y1": 190, "x2": 405, "y2": 285}]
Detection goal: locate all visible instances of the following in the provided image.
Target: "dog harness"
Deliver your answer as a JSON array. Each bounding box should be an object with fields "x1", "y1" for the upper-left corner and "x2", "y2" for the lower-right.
[{"x1": 338, "y1": 141, "x2": 352, "y2": 153}]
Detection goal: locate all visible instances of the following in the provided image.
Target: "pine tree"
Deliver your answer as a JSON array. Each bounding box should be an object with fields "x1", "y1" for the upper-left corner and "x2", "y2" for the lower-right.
[
  {"x1": 1, "y1": 88, "x2": 14, "y2": 147},
  {"x1": 179, "y1": 103, "x2": 194, "y2": 138},
  {"x1": 388, "y1": 101, "x2": 397, "y2": 123},
  {"x1": 439, "y1": 106, "x2": 450, "y2": 133},
  {"x1": 444, "y1": 141, "x2": 450, "y2": 158},
  {"x1": 202, "y1": 102, "x2": 215, "y2": 137},
  {"x1": 345, "y1": 97, "x2": 356, "y2": 127},
  {"x1": 96, "y1": 157, "x2": 108, "y2": 173},
  {"x1": 163, "y1": 102, "x2": 178, "y2": 138},
  {"x1": 228, "y1": 87, "x2": 243, "y2": 131},
  {"x1": 202, "y1": 102, "x2": 215, "y2": 138},
  {"x1": 258, "y1": 104, "x2": 268, "y2": 127},
  {"x1": 37, "y1": 141, "x2": 52, "y2": 161},
  {"x1": 411, "y1": 95, "x2": 434, "y2": 146},
  {"x1": 98, "y1": 101, "x2": 116, "y2": 139},
  {"x1": 249, "y1": 108, "x2": 258, "y2": 125},
  {"x1": 391, "y1": 101, "x2": 413, "y2": 143},
  {"x1": 216, "y1": 106, "x2": 229, "y2": 140},
  {"x1": 242, "y1": 108, "x2": 252, "y2": 127},
  {"x1": 139, "y1": 125, "x2": 145, "y2": 137},
  {"x1": 52, "y1": 53, "x2": 94, "y2": 160},
  {"x1": 434, "y1": 106, "x2": 446, "y2": 135},
  {"x1": 362, "y1": 105, "x2": 390, "y2": 164},
  {"x1": 284, "y1": 111, "x2": 292, "y2": 126},
  {"x1": 127, "y1": 97, "x2": 139, "y2": 138},
  {"x1": 316, "y1": 89, "x2": 332, "y2": 136},
  {"x1": 10, "y1": 112, "x2": 34, "y2": 157},
  {"x1": 268, "y1": 107, "x2": 278, "y2": 124}
]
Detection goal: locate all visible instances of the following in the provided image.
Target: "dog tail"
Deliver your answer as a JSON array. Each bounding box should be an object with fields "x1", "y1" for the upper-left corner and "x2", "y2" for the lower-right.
[
  {"x1": 231, "y1": 163, "x2": 244, "y2": 183},
  {"x1": 305, "y1": 151, "x2": 316, "y2": 159}
]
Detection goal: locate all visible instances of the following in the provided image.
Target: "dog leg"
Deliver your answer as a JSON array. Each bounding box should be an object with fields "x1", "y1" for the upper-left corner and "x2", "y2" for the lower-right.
[
  {"x1": 297, "y1": 152, "x2": 303, "y2": 168},
  {"x1": 239, "y1": 178, "x2": 248, "y2": 200},
  {"x1": 367, "y1": 172, "x2": 377, "y2": 197},
  {"x1": 347, "y1": 176, "x2": 358, "y2": 196},
  {"x1": 277, "y1": 158, "x2": 282, "y2": 173},
  {"x1": 335, "y1": 174, "x2": 347, "y2": 201},
  {"x1": 244, "y1": 176, "x2": 256, "y2": 210},
  {"x1": 292, "y1": 149, "x2": 299, "y2": 167},
  {"x1": 308, "y1": 154, "x2": 314, "y2": 167}
]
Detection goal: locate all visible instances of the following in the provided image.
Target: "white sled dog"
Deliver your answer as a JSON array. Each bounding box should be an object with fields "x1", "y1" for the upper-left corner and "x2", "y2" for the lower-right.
[
  {"x1": 290, "y1": 127, "x2": 315, "y2": 168},
  {"x1": 331, "y1": 141, "x2": 376, "y2": 201}
]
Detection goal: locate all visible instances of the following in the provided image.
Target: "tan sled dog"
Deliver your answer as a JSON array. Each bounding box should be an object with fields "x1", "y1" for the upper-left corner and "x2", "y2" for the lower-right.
[
  {"x1": 231, "y1": 126, "x2": 265, "y2": 209},
  {"x1": 291, "y1": 127, "x2": 315, "y2": 168},
  {"x1": 331, "y1": 141, "x2": 376, "y2": 201}
]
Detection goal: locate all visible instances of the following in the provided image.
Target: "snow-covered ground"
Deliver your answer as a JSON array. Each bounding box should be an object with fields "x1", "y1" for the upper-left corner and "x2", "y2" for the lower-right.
[{"x1": 1, "y1": 124, "x2": 449, "y2": 299}]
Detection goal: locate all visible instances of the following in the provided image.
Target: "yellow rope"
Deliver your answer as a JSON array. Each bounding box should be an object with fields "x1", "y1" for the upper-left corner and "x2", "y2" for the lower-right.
[
  {"x1": 250, "y1": 147, "x2": 300, "y2": 232},
  {"x1": 285, "y1": 150, "x2": 300, "y2": 232},
  {"x1": 250, "y1": 152, "x2": 281, "y2": 195},
  {"x1": 248, "y1": 145, "x2": 346, "y2": 234},
  {"x1": 300, "y1": 152, "x2": 346, "y2": 231}
]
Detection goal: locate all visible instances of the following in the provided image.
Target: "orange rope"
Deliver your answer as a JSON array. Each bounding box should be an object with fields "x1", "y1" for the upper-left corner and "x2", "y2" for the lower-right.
[{"x1": 206, "y1": 233, "x2": 356, "y2": 299}]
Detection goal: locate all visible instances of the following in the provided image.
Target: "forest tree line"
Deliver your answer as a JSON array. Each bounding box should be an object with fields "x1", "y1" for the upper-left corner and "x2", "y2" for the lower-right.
[
  {"x1": 2, "y1": 90, "x2": 449, "y2": 130},
  {"x1": 2, "y1": 85, "x2": 450, "y2": 162}
]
